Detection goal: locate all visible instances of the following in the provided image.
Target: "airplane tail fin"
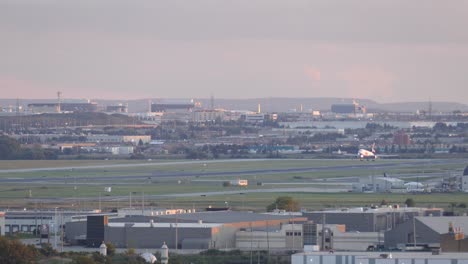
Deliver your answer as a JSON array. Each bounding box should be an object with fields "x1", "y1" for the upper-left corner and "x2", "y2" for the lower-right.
[{"x1": 371, "y1": 143, "x2": 376, "y2": 153}]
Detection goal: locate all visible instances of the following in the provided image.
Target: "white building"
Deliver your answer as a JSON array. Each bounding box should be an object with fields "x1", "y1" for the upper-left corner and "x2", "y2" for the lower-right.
[
  {"x1": 292, "y1": 251, "x2": 468, "y2": 264},
  {"x1": 192, "y1": 110, "x2": 225, "y2": 123},
  {"x1": 86, "y1": 135, "x2": 151, "y2": 145},
  {"x1": 352, "y1": 176, "x2": 406, "y2": 193},
  {"x1": 117, "y1": 208, "x2": 194, "y2": 217},
  {"x1": 244, "y1": 113, "x2": 266, "y2": 123}
]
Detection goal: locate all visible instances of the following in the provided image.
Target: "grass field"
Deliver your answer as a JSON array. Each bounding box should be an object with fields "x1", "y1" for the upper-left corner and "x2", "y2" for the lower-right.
[{"x1": 0, "y1": 158, "x2": 466, "y2": 212}]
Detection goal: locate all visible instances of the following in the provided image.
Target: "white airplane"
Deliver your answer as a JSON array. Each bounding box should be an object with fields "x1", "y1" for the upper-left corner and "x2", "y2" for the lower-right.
[{"x1": 357, "y1": 143, "x2": 377, "y2": 161}]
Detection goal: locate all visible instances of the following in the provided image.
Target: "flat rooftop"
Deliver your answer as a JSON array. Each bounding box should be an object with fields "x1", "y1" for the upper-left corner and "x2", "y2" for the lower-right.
[
  {"x1": 155, "y1": 211, "x2": 306, "y2": 223},
  {"x1": 294, "y1": 251, "x2": 468, "y2": 259},
  {"x1": 107, "y1": 222, "x2": 222, "y2": 228},
  {"x1": 306, "y1": 207, "x2": 440, "y2": 214}
]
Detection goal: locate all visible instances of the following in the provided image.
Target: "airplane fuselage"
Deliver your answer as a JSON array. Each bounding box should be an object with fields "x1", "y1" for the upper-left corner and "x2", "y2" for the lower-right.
[{"x1": 357, "y1": 149, "x2": 376, "y2": 160}]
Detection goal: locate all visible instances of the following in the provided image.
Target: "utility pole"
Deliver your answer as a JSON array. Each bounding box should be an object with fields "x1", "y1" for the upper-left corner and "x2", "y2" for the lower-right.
[
  {"x1": 61, "y1": 210, "x2": 64, "y2": 252},
  {"x1": 54, "y1": 207, "x2": 58, "y2": 249},
  {"x1": 250, "y1": 222, "x2": 253, "y2": 264},
  {"x1": 321, "y1": 214, "x2": 326, "y2": 251}
]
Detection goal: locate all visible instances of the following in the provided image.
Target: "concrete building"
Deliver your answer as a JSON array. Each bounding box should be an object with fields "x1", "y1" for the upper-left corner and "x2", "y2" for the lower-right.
[
  {"x1": 4, "y1": 210, "x2": 118, "y2": 235},
  {"x1": 27, "y1": 103, "x2": 60, "y2": 113},
  {"x1": 105, "y1": 222, "x2": 228, "y2": 249},
  {"x1": 292, "y1": 251, "x2": 468, "y2": 264},
  {"x1": 80, "y1": 146, "x2": 134, "y2": 155},
  {"x1": 243, "y1": 113, "x2": 267, "y2": 123},
  {"x1": 151, "y1": 102, "x2": 195, "y2": 112},
  {"x1": 384, "y1": 216, "x2": 468, "y2": 250},
  {"x1": 192, "y1": 110, "x2": 225, "y2": 123},
  {"x1": 106, "y1": 104, "x2": 128, "y2": 113},
  {"x1": 117, "y1": 208, "x2": 194, "y2": 217},
  {"x1": 235, "y1": 224, "x2": 303, "y2": 250},
  {"x1": 304, "y1": 207, "x2": 443, "y2": 233},
  {"x1": 0, "y1": 212, "x2": 5, "y2": 236},
  {"x1": 65, "y1": 211, "x2": 307, "y2": 249},
  {"x1": 86, "y1": 135, "x2": 151, "y2": 145},
  {"x1": 352, "y1": 176, "x2": 406, "y2": 193},
  {"x1": 331, "y1": 102, "x2": 366, "y2": 115},
  {"x1": 303, "y1": 222, "x2": 383, "y2": 251},
  {"x1": 28, "y1": 101, "x2": 98, "y2": 113}
]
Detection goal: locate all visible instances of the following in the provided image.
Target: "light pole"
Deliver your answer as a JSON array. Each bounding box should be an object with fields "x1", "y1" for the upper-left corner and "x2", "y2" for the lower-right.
[{"x1": 54, "y1": 207, "x2": 58, "y2": 249}]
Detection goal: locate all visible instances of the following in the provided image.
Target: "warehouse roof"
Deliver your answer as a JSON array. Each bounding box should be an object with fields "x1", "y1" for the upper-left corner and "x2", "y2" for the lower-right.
[
  {"x1": 155, "y1": 211, "x2": 306, "y2": 223},
  {"x1": 416, "y1": 216, "x2": 468, "y2": 234}
]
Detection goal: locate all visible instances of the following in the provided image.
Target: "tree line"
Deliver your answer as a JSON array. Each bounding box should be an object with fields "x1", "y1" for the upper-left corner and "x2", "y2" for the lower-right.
[{"x1": 0, "y1": 136, "x2": 58, "y2": 160}]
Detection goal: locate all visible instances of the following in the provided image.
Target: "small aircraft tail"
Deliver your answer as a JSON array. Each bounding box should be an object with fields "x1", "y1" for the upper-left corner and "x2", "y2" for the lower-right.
[{"x1": 371, "y1": 143, "x2": 376, "y2": 153}]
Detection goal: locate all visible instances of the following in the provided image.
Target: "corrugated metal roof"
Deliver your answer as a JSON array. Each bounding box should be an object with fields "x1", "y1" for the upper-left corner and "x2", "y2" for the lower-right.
[
  {"x1": 416, "y1": 216, "x2": 468, "y2": 234},
  {"x1": 156, "y1": 211, "x2": 305, "y2": 223}
]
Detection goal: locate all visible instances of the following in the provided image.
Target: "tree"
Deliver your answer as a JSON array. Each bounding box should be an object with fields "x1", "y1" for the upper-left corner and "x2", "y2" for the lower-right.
[
  {"x1": 404, "y1": 198, "x2": 415, "y2": 207},
  {"x1": 0, "y1": 136, "x2": 21, "y2": 159},
  {"x1": 105, "y1": 242, "x2": 116, "y2": 256},
  {"x1": 266, "y1": 196, "x2": 300, "y2": 212},
  {"x1": 72, "y1": 255, "x2": 96, "y2": 264},
  {"x1": 0, "y1": 237, "x2": 38, "y2": 264}
]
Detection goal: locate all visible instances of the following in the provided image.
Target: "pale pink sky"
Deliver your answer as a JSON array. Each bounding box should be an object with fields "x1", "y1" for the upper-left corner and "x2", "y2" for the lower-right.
[{"x1": 1, "y1": 0, "x2": 468, "y2": 103}]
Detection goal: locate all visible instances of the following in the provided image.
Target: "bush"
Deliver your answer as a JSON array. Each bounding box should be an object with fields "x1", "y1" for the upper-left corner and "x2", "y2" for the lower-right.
[{"x1": 404, "y1": 198, "x2": 415, "y2": 207}]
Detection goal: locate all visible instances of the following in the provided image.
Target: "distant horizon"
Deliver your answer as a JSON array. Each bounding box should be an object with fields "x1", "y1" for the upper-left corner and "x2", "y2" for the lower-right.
[{"x1": 0, "y1": 96, "x2": 466, "y2": 104}]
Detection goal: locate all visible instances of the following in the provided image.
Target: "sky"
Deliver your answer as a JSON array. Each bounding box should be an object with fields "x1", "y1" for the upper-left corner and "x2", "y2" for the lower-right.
[{"x1": 1, "y1": 0, "x2": 468, "y2": 103}]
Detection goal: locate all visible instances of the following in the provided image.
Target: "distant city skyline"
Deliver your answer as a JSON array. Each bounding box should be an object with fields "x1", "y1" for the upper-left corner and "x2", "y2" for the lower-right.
[{"x1": 1, "y1": 0, "x2": 467, "y2": 103}]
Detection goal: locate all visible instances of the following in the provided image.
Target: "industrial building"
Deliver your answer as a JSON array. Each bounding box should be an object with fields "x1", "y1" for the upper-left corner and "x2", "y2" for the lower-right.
[
  {"x1": 3, "y1": 210, "x2": 118, "y2": 235},
  {"x1": 192, "y1": 110, "x2": 225, "y2": 123},
  {"x1": 28, "y1": 101, "x2": 98, "y2": 113},
  {"x1": 235, "y1": 223, "x2": 304, "y2": 250},
  {"x1": 331, "y1": 101, "x2": 366, "y2": 115},
  {"x1": 302, "y1": 221, "x2": 385, "y2": 251},
  {"x1": 151, "y1": 102, "x2": 195, "y2": 112},
  {"x1": 303, "y1": 207, "x2": 443, "y2": 233},
  {"x1": 106, "y1": 104, "x2": 128, "y2": 113},
  {"x1": 291, "y1": 251, "x2": 468, "y2": 264},
  {"x1": 352, "y1": 176, "x2": 406, "y2": 193},
  {"x1": 85, "y1": 135, "x2": 151, "y2": 145},
  {"x1": 243, "y1": 113, "x2": 268, "y2": 123},
  {"x1": 80, "y1": 146, "x2": 134, "y2": 155},
  {"x1": 65, "y1": 211, "x2": 307, "y2": 249},
  {"x1": 384, "y1": 216, "x2": 468, "y2": 250}
]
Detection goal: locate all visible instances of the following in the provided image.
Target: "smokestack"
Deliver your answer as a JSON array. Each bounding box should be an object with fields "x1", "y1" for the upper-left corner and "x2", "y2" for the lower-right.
[{"x1": 257, "y1": 103, "x2": 261, "y2": 114}]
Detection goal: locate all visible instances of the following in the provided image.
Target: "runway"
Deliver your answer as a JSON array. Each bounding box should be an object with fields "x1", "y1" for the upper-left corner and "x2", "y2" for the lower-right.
[
  {"x1": 0, "y1": 158, "x2": 461, "y2": 184},
  {"x1": 0, "y1": 159, "x2": 461, "y2": 184}
]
